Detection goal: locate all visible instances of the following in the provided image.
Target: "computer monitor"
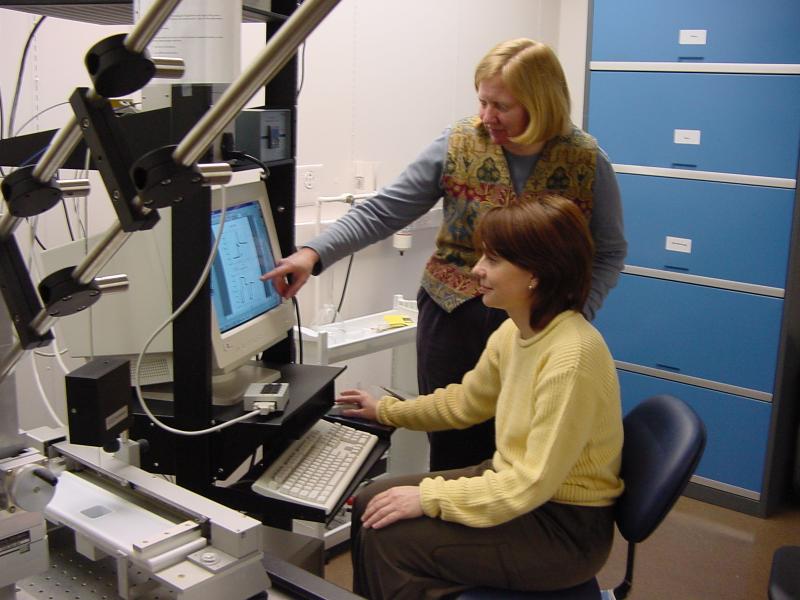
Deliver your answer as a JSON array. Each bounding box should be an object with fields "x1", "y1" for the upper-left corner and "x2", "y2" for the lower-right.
[{"x1": 40, "y1": 173, "x2": 294, "y2": 405}]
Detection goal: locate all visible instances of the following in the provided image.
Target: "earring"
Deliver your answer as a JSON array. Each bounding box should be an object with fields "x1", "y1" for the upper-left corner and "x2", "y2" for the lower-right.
[{"x1": 528, "y1": 282, "x2": 535, "y2": 290}]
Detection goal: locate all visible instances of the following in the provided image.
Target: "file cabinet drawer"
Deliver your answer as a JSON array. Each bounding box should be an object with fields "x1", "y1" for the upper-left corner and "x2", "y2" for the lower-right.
[
  {"x1": 618, "y1": 174, "x2": 794, "y2": 288},
  {"x1": 617, "y1": 370, "x2": 770, "y2": 494},
  {"x1": 592, "y1": 0, "x2": 800, "y2": 63},
  {"x1": 594, "y1": 274, "x2": 783, "y2": 393},
  {"x1": 588, "y1": 71, "x2": 800, "y2": 178}
]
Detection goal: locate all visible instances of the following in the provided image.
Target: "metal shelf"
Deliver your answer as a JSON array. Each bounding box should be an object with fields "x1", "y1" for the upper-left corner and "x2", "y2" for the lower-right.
[{"x1": 296, "y1": 295, "x2": 418, "y2": 366}]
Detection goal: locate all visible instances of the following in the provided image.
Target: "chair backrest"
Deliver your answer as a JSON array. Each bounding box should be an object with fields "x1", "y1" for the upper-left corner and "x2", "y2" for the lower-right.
[{"x1": 615, "y1": 394, "x2": 707, "y2": 544}]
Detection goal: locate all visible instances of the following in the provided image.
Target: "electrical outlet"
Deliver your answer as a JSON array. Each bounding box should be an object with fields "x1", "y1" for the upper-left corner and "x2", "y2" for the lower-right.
[
  {"x1": 353, "y1": 160, "x2": 377, "y2": 192},
  {"x1": 297, "y1": 164, "x2": 323, "y2": 206}
]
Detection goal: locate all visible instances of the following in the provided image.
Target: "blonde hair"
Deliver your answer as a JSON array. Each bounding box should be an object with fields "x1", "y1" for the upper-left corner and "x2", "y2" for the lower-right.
[{"x1": 474, "y1": 38, "x2": 572, "y2": 145}]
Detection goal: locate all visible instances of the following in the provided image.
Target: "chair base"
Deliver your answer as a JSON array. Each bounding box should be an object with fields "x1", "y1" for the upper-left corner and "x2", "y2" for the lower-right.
[
  {"x1": 769, "y1": 546, "x2": 800, "y2": 600},
  {"x1": 457, "y1": 577, "x2": 602, "y2": 600}
]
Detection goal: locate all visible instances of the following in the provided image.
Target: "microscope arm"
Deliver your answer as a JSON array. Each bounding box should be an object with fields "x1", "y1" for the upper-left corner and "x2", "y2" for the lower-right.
[
  {"x1": 175, "y1": 0, "x2": 340, "y2": 168},
  {"x1": 135, "y1": 0, "x2": 341, "y2": 206},
  {"x1": 31, "y1": 0, "x2": 184, "y2": 187},
  {"x1": 0, "y1": 0, "x2": 186, "y2": 384}
]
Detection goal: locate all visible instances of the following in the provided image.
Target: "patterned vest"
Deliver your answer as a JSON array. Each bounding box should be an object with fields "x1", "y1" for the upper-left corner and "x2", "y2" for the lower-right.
[{"x1": 421, "y1": 116, "x2": 598, "y2": 312}]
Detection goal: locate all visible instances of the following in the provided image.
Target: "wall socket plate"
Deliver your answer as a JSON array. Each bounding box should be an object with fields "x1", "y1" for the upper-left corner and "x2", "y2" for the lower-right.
[{"x1": 296, "y1": 164, "x2": 323, "y2": 206}]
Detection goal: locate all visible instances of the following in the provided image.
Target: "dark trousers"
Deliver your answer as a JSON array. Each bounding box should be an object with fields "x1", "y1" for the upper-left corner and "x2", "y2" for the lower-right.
[
  {"x1": 351, "y1": 463, "x2": 615, "y2": 600},
  {"x1": 416, "y1": 289, "x2": 507, "y2": 471}
]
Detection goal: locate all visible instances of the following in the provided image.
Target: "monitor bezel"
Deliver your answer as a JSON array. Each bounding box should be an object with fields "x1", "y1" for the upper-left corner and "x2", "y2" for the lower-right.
[{"x1": 208, "y1": 178, "x2": 294, "y2": 375}]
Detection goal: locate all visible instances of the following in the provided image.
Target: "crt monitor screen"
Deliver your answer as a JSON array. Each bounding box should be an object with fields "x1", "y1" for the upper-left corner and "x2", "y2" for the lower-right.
[
  {"x1": 210, "y1": 200, "x2": 282, "y2": 333},
  {"x1": 39, "y1": 174, "x2": 294, "y2": 389},
  {"x1": 207, "y1": 177, "x2": 294, "y2": 380}
]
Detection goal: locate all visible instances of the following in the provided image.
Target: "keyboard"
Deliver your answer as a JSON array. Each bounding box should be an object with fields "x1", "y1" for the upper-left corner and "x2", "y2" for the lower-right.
[{"x1": 251, "y1": 419, "x2": 378, "y2": 514}]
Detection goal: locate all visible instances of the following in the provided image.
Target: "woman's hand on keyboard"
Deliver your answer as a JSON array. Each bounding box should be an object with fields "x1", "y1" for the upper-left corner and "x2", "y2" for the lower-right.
[
  {"x1": 361, "y1": 485, "x2": 423, "y2": 529},
  {"x1": 335, "y1": 389, "x2": 378, "y2": 421}
]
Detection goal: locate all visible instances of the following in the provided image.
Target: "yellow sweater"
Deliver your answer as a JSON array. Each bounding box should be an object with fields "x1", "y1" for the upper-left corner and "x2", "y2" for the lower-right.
[{"x1": 377, "y1": 311, "x2": 624, "y2": 528}]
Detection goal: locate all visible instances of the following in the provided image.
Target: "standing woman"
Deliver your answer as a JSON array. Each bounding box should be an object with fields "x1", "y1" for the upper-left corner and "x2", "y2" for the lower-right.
[
  {"x1": 261, "y1": 38, "x2": 626, "y2": 471},
  {"x1": 337, "y1": 196, "x2": 624, "y2": 599}
]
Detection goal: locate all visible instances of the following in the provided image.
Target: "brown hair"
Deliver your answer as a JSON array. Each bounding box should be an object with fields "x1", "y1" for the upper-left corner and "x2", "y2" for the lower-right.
[
  {"x1": 475, "y1": 195, "x2": 594, "y2": 331},
  {"x1": 474, "y1": 38, "x2": 572, "y2": 145}
]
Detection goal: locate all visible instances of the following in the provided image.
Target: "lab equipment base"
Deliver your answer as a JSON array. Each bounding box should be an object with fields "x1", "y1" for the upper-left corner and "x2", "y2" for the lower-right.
[
  {"x1": 18, "y1": 525, "x2": 337, "y2": 600},
  {"x1": 18, "y1": 526, "x2": 180, "y2": 600}
]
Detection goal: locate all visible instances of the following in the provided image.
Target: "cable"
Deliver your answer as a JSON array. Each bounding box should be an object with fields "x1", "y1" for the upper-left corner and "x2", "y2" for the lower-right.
[
  {"x1": 19, "y1": 207, "x2": 64, "y2": 428},
  {"x1": 50, "y1": 333, "x2": 73, "y2": 376},
  {"x1": 25, "y1": 223, "x2": 65, "y2": 427},
  {"x1": 225, "y1": 150, "x2": 269, "y2": 176},
  {"x1": 33, "y1": 346, "x2": 68, "y2": 358},
  {"x1": 61, "y1": 198, "x2": 75, "y2": 241},
  {"x1": 20, "y1": 146, "x2": 47, "y2": 167},
  {"x1": 29, "y1": 352, "x2": 65, "y2": 428},
  {"x1": 334, "y1": 253, "x2": 355, "y2": 320},
  {"x1": 296, "y1": 41, "x2": 307, "y2": 96},
  {"x1": 28, "y1": 220, "x2": 47, "y2": 250},
  {"x1": 71, "y1": 196, "x2": 87, "y2": 239},
  {"x1": 292, "y1": 296, "x2": 303, "y2": 364},
  {"x1": 79, "y1": 148, "x2": 92, "y2": 241},
  {"x1": 11, "y1": 101, "x2": 70, "y2": 137},
  {"x1": 0, "y1": 91, "x2": 5, "y2": 177},
  {"x1": 0, "y1": 16, "x2": 44, "y2": 173},
  {"x1": 9, "y1": 16, "x2": 47, "y2": 140},
  {"x1": 133, "y1": 185, "x2": 261, "y2": 436},
  {"x1": 28, "y1": 242, "x2": 73, "y2": 375},
  {"x1": 26, "y1": 216, "x2": 39, "y2": 270},
  {"x1": 23, "y1": 196, "x2": 47, "y2": 251}
]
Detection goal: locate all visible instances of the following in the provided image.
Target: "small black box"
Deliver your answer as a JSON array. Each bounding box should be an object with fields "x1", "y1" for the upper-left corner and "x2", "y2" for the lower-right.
[{"x1": 66, "y1": 357, "x2": 132, "y2": 447}]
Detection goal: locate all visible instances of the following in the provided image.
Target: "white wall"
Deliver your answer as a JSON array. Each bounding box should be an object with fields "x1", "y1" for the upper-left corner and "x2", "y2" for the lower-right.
[
  {"x1": 291, "y1": 0, "x2": 589, "y2": 392},
  {"x1": 0, "y1": 0, "x2": 589, "y2": 429}
]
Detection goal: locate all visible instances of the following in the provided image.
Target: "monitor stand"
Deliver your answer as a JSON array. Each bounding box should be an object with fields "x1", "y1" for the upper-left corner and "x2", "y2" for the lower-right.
[{"x1": 141, "y1": 360, "x2": 281, "y2": 406}]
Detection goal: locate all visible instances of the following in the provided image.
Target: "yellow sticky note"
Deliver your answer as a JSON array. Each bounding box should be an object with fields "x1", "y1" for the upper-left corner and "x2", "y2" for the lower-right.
[{"x1": 383, "y1": 314, "x2": 412, "y2": 328}]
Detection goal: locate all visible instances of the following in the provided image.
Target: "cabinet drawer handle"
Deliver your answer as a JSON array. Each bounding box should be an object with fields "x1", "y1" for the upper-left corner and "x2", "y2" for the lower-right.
[
  {"x1": 664, "y1": 265, "x2": 689, "y2": 272},
  {"x1": 671, "y1": 163, "x2": 697, "y2": 169},
  {"x1": 656, "y1": 363, "x2": 682, "y2": 372}
]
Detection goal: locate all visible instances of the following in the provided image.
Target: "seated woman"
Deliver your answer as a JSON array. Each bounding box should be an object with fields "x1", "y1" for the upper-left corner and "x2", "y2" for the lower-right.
[{"x1": 336, "y1": 194, "x2": 624, "y2": 599}]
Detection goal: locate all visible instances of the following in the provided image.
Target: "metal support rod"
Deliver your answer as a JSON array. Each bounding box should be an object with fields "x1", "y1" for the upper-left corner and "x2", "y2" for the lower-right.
[
  {"x1": 173, "y1": 0, "x2": 341, "y2": 167},
  {"x1": 31, "y1": 114, "x2": 84, "y2": 183},
  {"x1": 152, "y1": 56, "x2": 186, "y2": 79},
  {"x1": 0, "y1": 213, "x2": 21, "y2": 241},
  {"x1": 95, "y1": 273, "x2": 129, "y2": 294},
  {"x1": 31, "y1": 311, "x2": 57, "y2": 339},
  {"x1": 57, "y1": 178, "x2": 91, "y2": 198},
  {"x1": 0, "y1": 342, "x2": 25, "y2": 382},
  {"x1": 70, "y1": 221, "x2": 132, "y2": 285},
  {"x1": 30, "y1": 0, "x2": 182, "y2": 184},
  {"x1": 0, "y1": 273, "x2": 128, "y2": 383},
  {"x1": 197, "y1": 162, "x2": 234, "y2": 186},
  {"x1": 125, "y1": 0, "x2": 183, "y2": 54},
  {"x1": 0, "y1": 178, "x2": 90, "y2": 240}
]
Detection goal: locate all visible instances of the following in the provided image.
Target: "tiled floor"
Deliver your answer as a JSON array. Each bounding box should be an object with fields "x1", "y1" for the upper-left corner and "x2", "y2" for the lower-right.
[{"x1": 324, "y1": 496, "x2": 800, "y2": 599}]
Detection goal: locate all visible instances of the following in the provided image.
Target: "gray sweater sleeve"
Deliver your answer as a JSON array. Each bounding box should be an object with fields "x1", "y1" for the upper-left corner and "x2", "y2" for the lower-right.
[
  {"x1": 304, "y1": 131, "x2": 448, "y2": 272},
  {"x1": 585, "y1": 149, "x2": 627, "y2": 320},
  {"x1": 303, "y1": 130, "x2": 627, "y2": 319}
]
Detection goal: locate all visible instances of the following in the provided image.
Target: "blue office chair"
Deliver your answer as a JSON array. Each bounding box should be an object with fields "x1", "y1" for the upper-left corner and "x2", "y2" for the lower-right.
[
  {"x1": 769, "y1": 545, "x2": 800, "y2": 600},
  {"x1": 459, "y1": 394, "x2": 707, "y2": 600}
]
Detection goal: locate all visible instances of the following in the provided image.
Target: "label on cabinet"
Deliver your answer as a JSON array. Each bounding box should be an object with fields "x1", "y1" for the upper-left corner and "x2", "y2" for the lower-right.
[
  {"x1": 666, "y1": 236, "x2": 692, "y2": 253},
  {"x1": 679, "y1": 29, "x2": 707, "y2": 45},
  {"x1": 674, "y1": 129, "x2": 701, "y2": 145}
]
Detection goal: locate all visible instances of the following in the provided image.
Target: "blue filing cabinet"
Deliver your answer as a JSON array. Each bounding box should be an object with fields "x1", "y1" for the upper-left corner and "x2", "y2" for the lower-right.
[{"x1": 588, "y1": 0, "x2": 800, "y2": 516}]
